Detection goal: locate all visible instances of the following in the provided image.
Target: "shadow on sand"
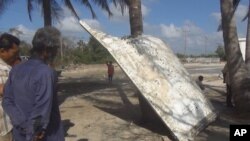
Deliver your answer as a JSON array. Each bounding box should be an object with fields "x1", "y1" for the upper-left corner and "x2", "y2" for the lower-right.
[
  {"x1": 58, "y1": 78, "x2": 171, "y2": 138},
  {"x1": 58, "y1": 76, "x2": 247, "y2": 141}
]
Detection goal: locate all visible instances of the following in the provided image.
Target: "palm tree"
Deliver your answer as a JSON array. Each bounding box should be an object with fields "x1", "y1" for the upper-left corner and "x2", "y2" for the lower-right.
[
  {"x1": 127, "y1": 0, "x2": 143, "y2": 37},
  {"x1": 228, "y1": 0, "x2": 250, "y2": 69},
  {"x1": 27, "y1": 0, "x2": 104, "y2": 27},
  {"x1": 220, "y1": 0, "x2": 250, "y2": 111},
  {"x1": 111, "y1": 0, "x2": 157, "y2": 121},
  {"x1": 0, "y1": 0, "x2": 13, "y2": 16},
  {"x1": 1, "y1": 0, "x2": 143, "y2": 35},
  {"x1": 111, "y1": 0, "x2": 143, "y2": 37},
  {"x1": 30, "y1": 0, "x2": 119, "y2": 27}
]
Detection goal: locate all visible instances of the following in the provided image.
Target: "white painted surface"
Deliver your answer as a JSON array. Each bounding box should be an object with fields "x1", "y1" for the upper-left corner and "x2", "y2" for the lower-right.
[
  {"x1": 239, "y1": 38, "x2": 246, "y2": 61},
  {"x1": 79, "y1": 20, "x2": 216, "y2": 141}
]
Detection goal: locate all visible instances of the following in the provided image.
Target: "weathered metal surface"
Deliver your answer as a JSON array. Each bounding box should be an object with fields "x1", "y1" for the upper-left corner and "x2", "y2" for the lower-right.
[{"x1": 79, "y1": 20, "x2": 216, "y2": 141}]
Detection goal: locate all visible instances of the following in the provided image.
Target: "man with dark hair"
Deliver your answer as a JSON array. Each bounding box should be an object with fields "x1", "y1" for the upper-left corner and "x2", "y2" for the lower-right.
[
  {"x1": 0, "y1": 33, "x2": 20, "y2": 141},
  {"x1": 2, "y1": 27, "x2": 64, "y2": 141}
]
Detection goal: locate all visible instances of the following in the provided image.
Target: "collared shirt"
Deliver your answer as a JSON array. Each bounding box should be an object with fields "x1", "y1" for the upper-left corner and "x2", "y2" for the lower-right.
[
  {"x1": 2, "y1": 58, "x2": 64, "y2": 141},
  {"x1": 0, "y1": 58, "x2": 12, "y2": 136}
]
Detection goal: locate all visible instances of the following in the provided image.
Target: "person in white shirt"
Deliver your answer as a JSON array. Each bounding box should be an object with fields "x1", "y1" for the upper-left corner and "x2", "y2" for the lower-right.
[{"x1": 0, "y1": 33, "x2": 20, "y2": 141}]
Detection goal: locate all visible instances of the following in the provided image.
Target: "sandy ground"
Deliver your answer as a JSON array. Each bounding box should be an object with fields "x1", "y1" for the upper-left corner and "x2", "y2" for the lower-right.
[{"x1": 57, "y1": 63, "x2": 250, "y2": 141}]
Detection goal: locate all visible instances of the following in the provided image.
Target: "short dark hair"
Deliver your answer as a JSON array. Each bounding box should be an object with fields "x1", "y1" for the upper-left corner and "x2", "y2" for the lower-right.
[
  {"x1": 0, "y1": 33, "x2": 20, "y2": 49},
  {"x1": 31, "y1": 27, "x2": 61, "y2": 61}
]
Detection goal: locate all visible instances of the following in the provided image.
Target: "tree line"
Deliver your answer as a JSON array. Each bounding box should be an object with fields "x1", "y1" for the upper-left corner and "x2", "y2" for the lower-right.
[
  {"x1": 176, "y1": 45, "x2": 226, "y2": 60},
  {"x1": 19, "y1": 36, "x2": 114, "y2": 66}
]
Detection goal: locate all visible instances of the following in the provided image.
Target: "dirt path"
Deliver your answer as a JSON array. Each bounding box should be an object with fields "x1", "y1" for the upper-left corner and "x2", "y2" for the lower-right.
[
  {"x1": 195, "y1": 78, "x2": 250, "y2": 141},
  {"x1": 58, "y1": 64, "x2": 169, "y2": 141},
  {"x1": 58, "y1": 64, "x2": 249, "y2": 141}
]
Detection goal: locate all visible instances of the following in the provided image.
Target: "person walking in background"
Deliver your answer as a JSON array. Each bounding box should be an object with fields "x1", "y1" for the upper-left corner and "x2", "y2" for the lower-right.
[
  {"x1": 0, "y1": 33, "x2": 20, "y2": 141},
  {"x1": 2, "y1": 27, "x2": 65, "y2": 141},
  {"x1": 106, "y1": 61, "x2": 114, "y2": 83}
]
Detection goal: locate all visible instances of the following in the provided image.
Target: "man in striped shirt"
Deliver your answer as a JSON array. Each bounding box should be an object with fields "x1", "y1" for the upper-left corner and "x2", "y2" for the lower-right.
[{"x1": 0, "y1": 33, "x2": 20, "y2": 141}]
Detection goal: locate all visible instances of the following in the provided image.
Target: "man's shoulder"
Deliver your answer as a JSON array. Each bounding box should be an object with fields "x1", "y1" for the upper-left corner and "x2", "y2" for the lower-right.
[
  {"x1": 35, "y1": 64, "x2": 54, "y2": 77},
  {"x1": 0, "y1": 61, "x2": 10, "y2": 71},
  {"x1": 0, "y1": 62, "x2": 10, "y2": 79}
]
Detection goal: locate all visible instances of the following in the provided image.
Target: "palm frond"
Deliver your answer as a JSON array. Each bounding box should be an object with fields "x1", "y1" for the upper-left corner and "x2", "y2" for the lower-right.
[
  {"x1": 232, "y1": 0, "x2": 240, "y2": 18},
  {"x1": 0, "y1": 0, "x2": 13, "y2": 16},
  {"x1": 111, "y1": 0, "x2": 129, "y2": 15},
  {"x1": 217, "y1": 22, "x2": 222, "y2": 32},
  {"x1": 64, "y1": 0, "x2": 80, "y2": 20},
  {"x1": 242, "y1": 9, "x2": 249, "y2": 22},
  {"x1": 92, "y1": 0, "x2": 112, "y2": 16},
  {"x1": 51, "y1": 0, "x2": 63, "y2": 22},
  {"x1": 37, "y1": 0, "x2": 43, "y2": 5},
  {"x1": 27, "y1": 0, "x2": 34, "y2": 21},
  {"x1": 233, "y1": 0, "x2": 240, "y2": 8},
  {"x1": 79, "y1": 0, "x2": 97, "y2": 18},
  {"x1": 218, "y1": 0, "x2": 241, "y2": 31}
]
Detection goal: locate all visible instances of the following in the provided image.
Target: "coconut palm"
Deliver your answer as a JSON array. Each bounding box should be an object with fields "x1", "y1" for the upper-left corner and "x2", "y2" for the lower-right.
[
  {"x1": 27, "y1": 0, "x2": 96, "y2": 26},
  {"x1": 1, "y1": 0, "x2": 143, "y2": 36},
  {"x1": 85, "y1": 0, "x2": 143, "y2": 37},
  {"x1": 27, "y1": 0, "x2": 114, "y2": 27},
  {"x1": 111, "y1": 0, "x2": 156, "y2": 121},
  {"x1": 220, "y1": 0, "x2": 250, "y2": 111},
  {"x1": 111, "y1": 0, "x2": 143, "y2": 37},
  {"x1": 227, "y1": 0, "x2": 250, "y2": 68},
  {"x1": 0, "y1": 0, "x2": 13, "y2": 16}
]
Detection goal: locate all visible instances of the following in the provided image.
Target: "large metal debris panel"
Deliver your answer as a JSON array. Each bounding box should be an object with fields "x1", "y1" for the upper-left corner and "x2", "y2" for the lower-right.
[{"x1": 79, "y1": 20, "x2": 216, "y2": 141}]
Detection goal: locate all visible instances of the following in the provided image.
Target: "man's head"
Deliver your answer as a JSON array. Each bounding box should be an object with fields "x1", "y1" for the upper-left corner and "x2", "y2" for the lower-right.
[
  {"x1": 0, "y1": 33, "x2": 20, "y2": 65},
  {"x1": 31, "y1": 26, "x2": 61, "y2": 63}
]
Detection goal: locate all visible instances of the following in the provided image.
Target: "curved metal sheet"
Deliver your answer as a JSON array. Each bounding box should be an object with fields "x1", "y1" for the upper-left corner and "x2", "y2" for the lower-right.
[{"x1": 79, "y1": 20, "x2": 217, "y2": 141}]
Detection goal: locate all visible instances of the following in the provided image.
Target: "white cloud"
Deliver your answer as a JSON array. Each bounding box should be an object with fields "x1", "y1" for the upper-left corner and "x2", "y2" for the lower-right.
[
  {"x1": 159, "y1": 21, "x2": 203, "y2": 39},
  {"x1": 144, "y1": 21, "x2": 223, "y2": 54},
  {"x1": 56, "y1": 7, "x2": 102, "y2": 33},
  {"x1": 210, "y1": 4, "x2": 247, "y2": 39},
  {"x1": 142, "y1": 4, "x2": 150, "y2": 16},
  {"x1": 82, "y1": 19, "x2": 102, "y2": 30},
  {"x1": 56, "y1": 16, "x2": 82, "y2": 32},
  {"x1": 235, "y1": 4, "x2": 248, "y2": 20},
  {"x1": 109, "y1": 4, "x2": 129, "y2": 22},
  {"x1": 160, "y1": 24, "x2": 182, "y2": 38},
  {"x1": 55, "y1": 16, "x2": 102, "y2": 42},
  {"x1": 211, "y1": 4, "x2": 248, "y2": 22},
  {"x1": 8, "y1": 25, "x2": 35, "y2": 42},
  {"x1": 13, "y1": 25, "x2": 35, "y2": 35},
  {"x1": 211, "y1": 12, "x2": 221, "y2": 22}
]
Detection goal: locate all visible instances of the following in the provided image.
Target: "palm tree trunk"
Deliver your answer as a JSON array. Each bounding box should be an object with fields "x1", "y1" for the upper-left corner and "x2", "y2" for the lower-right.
[
  {"x1": 245, "y1": 2, "x2": 250, "y2": 68},
  {"x1": 43, "y1": 0, "x2": 52, "y2": 26},
  {"x1": 127, "y1": 0, "x2": 160, "y2": 121},
  {"x1": 128, "y1": 0, "x2": 143, "y2": 37},
  {"x1": 220, "y1": 0, "x2": 250, "y2": 112}
]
